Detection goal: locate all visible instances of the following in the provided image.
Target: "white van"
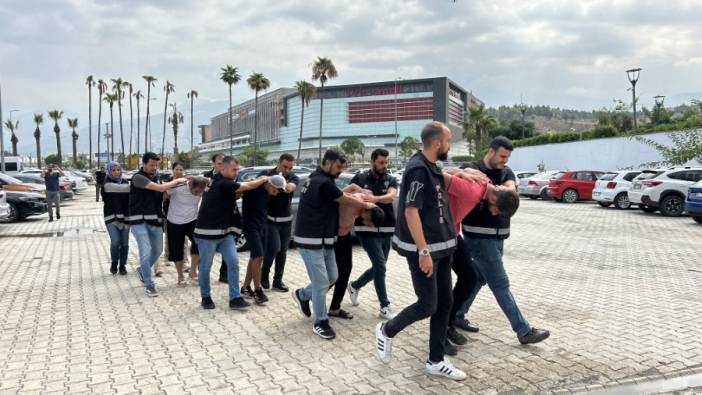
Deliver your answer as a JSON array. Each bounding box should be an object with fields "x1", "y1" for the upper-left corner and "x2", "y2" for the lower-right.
[{"x1": 0, "y1": 157, "x2": 23, "y2": 175}]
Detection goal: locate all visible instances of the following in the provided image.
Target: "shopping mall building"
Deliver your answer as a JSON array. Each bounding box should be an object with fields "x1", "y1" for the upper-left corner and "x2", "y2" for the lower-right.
[{"x1": 197, "y1": 77, "x2": 483, "y2": 162}]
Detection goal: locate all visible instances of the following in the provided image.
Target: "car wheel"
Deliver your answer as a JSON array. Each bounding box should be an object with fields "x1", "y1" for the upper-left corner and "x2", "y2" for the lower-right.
[
  {"x1": 659, "y1": 195, "x2": 684, "y2": 217},
  {"x1": 562, "y1": 189, "x2": 579, "y2": 203},
  {"x1": 597, "y1": 202, "x2": 611, "y2": 207},
  {"x1": 693, "y1": 216, "x2": 702, "y2": 224},
  {"x1": 529, "y1": 196, "x2": 538, "y2": 200},
  {"x1": 614, "y1": 193, "x2": 631, "y2": 209},
  {"x1": 540, "y1": 189, "x2": 551, "y2": 200},
  {"x1": 235, "y1": 234, "x2": 249, "y2": 252},
  {"x1": 0, "y1": 203, "x2": 20, "y2": 222},
  {"x1": 639, "y1": 204, "x2": 658, "y2": 213}
]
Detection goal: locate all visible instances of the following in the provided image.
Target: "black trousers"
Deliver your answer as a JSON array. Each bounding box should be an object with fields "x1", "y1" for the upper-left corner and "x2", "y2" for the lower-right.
[
  {"x1": 384, "y1": 253, "x2": 453, "y2": 363},
  {"x1": 330, "y1": 234, "x2": 353, "y2": 311},
  {"x1": 450, "y1": 235, "x2": 479, "y2": 322}
]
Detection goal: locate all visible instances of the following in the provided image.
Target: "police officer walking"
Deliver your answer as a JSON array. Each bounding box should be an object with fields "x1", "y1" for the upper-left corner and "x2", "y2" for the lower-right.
[{"x1": 374, "y1": 122, "x2": 466, "y2": 381}]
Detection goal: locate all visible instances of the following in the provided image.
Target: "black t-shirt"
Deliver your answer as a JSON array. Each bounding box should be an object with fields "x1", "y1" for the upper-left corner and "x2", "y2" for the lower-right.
[
  {"x1": 242, "y1": 171, "x2": 271, "y2": 230},
  {"x1": 350, "y1": 170, "x2": 398, "y2": 232},
  {"x1": 195, "y1": 176, "x2": 241, "y2": 234},
  {"x1": 461, "y1": 160, "x2": 516, "y2": 233},
  {"x1": 266, "y1": 168, "x2": 300, "y2": 220}
]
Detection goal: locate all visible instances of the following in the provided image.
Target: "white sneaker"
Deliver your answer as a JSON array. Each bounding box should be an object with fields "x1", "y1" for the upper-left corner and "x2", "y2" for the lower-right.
[
  {"x1": 347, "y1": 283, "x2": 360, "y2": 306},
  {"x1": 425, "y1": 358, "x2": 467, "y2": 381},
  {"x1": 379, "y1": 306, "x2": 396, "y2": 320},
  {"x1": 375, "y1": 322, "x2": 392, "y2": 363}
]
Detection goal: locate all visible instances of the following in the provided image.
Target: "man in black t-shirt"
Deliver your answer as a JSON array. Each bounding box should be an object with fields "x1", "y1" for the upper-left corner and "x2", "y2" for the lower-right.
[
  {"x1": 261, "y1": 154, "x2": 300, "y2": 292},
  {"x1": 201, "y1": 153, "x2": 229, "y2": 283},
  {"x1": 449, "y1": 136, "x2": 550, "y2": 346}
]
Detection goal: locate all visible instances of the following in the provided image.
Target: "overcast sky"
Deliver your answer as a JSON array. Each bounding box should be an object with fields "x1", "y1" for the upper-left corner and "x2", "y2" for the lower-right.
[{"x1": 2, "y1": 0, "x2": 702, "y2": 153}]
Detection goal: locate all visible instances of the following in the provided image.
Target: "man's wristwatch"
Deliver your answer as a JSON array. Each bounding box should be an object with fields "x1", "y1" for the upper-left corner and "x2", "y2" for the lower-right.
[{"x1": 418, "y1": 248, "x2": 430, "y2": 256}]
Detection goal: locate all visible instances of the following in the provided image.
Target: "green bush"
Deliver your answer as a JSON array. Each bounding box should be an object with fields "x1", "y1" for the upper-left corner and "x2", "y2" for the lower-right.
[
  {"x1": 451, "y1": 155, "x2": 473, "y2": 163},
  {"x1": 588, "y1": 126, "x2": 618, "y2": 138}
]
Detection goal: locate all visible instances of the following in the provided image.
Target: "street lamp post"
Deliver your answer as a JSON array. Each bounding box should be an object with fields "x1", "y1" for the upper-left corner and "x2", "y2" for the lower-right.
[
  {"x1": 626, "y1": 68, "x2": 642, "y2": 129},
  {"x1": 654, "y1": 95, "x2": 665, "y2": 124},
  {"x1": 518, "y1": 94, "x2": 527, "y2": 138},
  {"x1": 393, "y1": 77, "x2": 402, "y2": 164},
  {"x1": 105, "y1": 122, "x2": 112, "y2": 161}
]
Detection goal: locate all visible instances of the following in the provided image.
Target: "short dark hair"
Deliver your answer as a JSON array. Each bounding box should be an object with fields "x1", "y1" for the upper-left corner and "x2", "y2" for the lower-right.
[
  {"x1": 279, "y1": 153, "x2": 295, "y2": 162},
  {"x1": 322, "y1": 149, "x2": 347, "y2": 166},
  {"x1": 421, "y1": 121, "x2": 448, "y2": 146},
  {"x1": 494, "y1": 189, "x2": 520, "y2": 218},
  {"x1": 368, "y1": 207, "x2": 386, "y2": 227},
  {"x1": 221, "y1": 156, "x2": 239, "y2": 166},
  {"x1": 489, "y1": 136, "x2": 514, "y2": 152},
  {"x1": 142, "y1": 152, "x2": 160, "y2": 164},
  {"x1": 171, "y1": 161, "x2": 185, "y2": 170},
  {"x1": 371, "y1": 148, "x2": 389, "y2": 161},
  {"x1": 211, "y1": 153, "x2": 224, "y2": 163}
]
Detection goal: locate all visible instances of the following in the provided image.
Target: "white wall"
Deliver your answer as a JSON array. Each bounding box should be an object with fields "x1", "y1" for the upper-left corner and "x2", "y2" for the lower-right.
[{"x1": 508, "y1": 129, "x2": 702, "y2": 171}]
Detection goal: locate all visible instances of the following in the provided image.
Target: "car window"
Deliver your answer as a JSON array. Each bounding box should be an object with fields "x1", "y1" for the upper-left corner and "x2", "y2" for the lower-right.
[
  {"x1": 574, "y1": 172, "x2": 592, "y2": 180},
  {"x1": 690, "y1": 170, "x2": 702, "y2": 182},
  {"x1": 624, "y1": 172, "x2": 640, "y2": 182},
  {"x1": 293, "y1": 177, "x2": 308, "y2": 198},
  {"x1": 3, "y1": 163, "x2": 18, "y2": 171},
  {"x1": 592, "y1": 172, "x2": 604, "y2": 180},
  {"x1": 635, "y1": 171, "x2": 662, "y2": 181},
  {"x1": 552, "y1": 172, "x2": 566, "y2": 179},
  {"x1": 335, "y1": 177, "x2": 351, "y2": 189},
  {"x1": 599, "y1": 173, "x2": 617, "y2": 181}
]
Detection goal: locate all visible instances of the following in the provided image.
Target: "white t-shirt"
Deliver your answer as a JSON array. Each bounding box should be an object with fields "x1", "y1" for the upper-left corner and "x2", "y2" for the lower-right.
[{"x1": 167, "y1": 184, "x2": 201, "y2": 224}]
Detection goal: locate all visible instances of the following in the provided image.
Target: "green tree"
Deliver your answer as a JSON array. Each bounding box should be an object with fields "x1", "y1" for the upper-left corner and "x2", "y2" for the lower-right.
[
  {"x1": 340, "y1": 137, "x2": 365, "y2": 162},
  {"x1": 96, "y1": 79, "x2": 108, "y2": 167},
  {"x1": 126, "y1": 81, "x2": 134, "y2": 167},
  {"x1": 312, "y1": 57, "x2": 338, "y2": 162},
  {"x1": 86, "y1": 75, "x2": 95, "y2": 169},
  {"x1": 399, "y1": 136, "x2": 421, "y2": 160},
  {"x1": 103, "y1": 93, "x2": 117, "y2": 160},
  {"x1": 247, "y1": 72, "x2": 271, "y2": 165},
  {"x1": 175, "y1": 151, "x2": 193, "y2": 168},
  {"x1": 142, "y1": 75, "x2": 157, "y2": 151},
  {"x1": 220, "y1": 65, "x2": 241, "y2": 155},
  {"x1": 67, "y1": 118, "x2": 79, "y2": 167},
  {"x1": 48, "y1": 110, "x2": 65, "y2": 163},
  {"x1": 4, "y1": 120, "x2": 19, "y2": 156},
  {"x1": 238, "y1": 146, "x2": 269, "y2": 167},
  {"x1": 45, "y1": 154, "x2": 61, "y2": 166},
  {"x1": 295, "y1": 80, "x2": 316, "y2": 160},
  {"x1": 168, "y1": 103, "x2": 184, "y2": 156},
  {"x1": 462, "y1": 105, "x2": 496, "y2": 155},
  {"x1": 111, "y1": 78, "x2": 126, "y2": 162},
  {"x1": 634, "y1": 128, "x2": 702, "y2": 167},
  {"x1": 33, "y1": 113, "x2": 43, "y2": 168},
  {"x1": 160, "y1": 80, "x2": 175, "y2": 168},
  {"x1": 133, "y1": 89, "x2": 144, "y2": 157},
  {"x1": 187, "y1": 90, "x2": 198, "y2": 152}
]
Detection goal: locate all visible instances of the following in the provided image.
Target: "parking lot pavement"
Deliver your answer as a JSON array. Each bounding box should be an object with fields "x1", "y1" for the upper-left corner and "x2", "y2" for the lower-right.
[{"x1": 0, "y1": 193, "x2": 700, "y2": 394}]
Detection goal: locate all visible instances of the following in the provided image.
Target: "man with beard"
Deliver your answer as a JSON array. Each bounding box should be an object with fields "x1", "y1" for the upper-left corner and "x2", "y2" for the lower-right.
[
  {"x1": 448, "y1": 136, "x2": 550, "y2": 347},
  {"x1": 345, "y1": 148, "x2": 398, "y2": 320},
  {"x1": 374, "y1": 122, "x2": 466, "y2": 381},
  {"x1": 202, "y1": 153, "x2": 230, "y2": 284}
]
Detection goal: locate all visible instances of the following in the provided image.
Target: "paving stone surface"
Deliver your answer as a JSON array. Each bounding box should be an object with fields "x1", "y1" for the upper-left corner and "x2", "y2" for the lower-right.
[{"x1": 0, "y1": 192, "x2": 700, "y2": 394}]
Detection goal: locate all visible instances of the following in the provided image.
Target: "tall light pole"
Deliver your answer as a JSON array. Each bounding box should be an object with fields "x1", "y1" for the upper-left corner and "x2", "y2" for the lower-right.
[
  {"x1": 654, "y1": 95, "x2": 665, "y2": 124},
  {"x1": 0, "y1": 82, "x2": 4, "y2": 173},
  {"x1": 393, "y1": 77, "x2": 402, "y2": 164},
  {"x1": 105, "y1": 122, "x2": 112, "y2": 161},
  {"x1": 626, "y1": 68, "x2": 642, "y2": 129}
]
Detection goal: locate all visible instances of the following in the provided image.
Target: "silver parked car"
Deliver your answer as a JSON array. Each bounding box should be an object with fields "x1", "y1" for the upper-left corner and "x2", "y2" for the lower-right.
[{"x1": 518, "y1": 170, "x2": 561, "y2": 199}]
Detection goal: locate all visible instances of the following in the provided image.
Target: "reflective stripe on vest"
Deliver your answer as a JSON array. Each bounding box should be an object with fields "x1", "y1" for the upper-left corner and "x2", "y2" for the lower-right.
[
  {"x1": 194, "y1": 226, "x2": 242, "y2": 236},
  {"x1": 267, "y1": 215, "x2": 293, "y2": 223},
  {"x1": 353, "y1": 226, "x2": 395, "y2": 233},
  {"x1": 462, "y1": 225, "x2": 510, "y2": 236},
  {"x1": 391, "y1": 235, "x2": 456, "y2": 253},
  {"x1": 293, "y1": 236, "x2": 338, "y2": 245}
]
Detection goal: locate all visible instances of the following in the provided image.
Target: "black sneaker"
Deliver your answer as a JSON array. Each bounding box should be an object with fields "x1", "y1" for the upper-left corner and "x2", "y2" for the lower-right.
[
  {"x1": 201, "y1": 296, "x2": 215, "y2": 310},
  {"x1": 452, "y1": 318, "x2": 479, "y2": 333},
  {"x1": 110, "y1": 261, "x2": 118, "y2": 275},
  {"x1": 241, "y1": 286, "x2": 255, "y2": 299},
  {"x1": 229, "y1": 297, "x2": 250, "y2": 310},
  {"x1": 136, "y1": 267, "x2": 145, "y2": 284},
  {"x1": 48, "y1": 218, "x2": 53, "y2": 222},
  {"x1": 444, "y1": 339, "x2": 458, "y2": 356},
  {"x1": 518, "y1": 327, "x2": 550, "y2": 345},
  {"x1": 447, "y1": 326, "x2": 468, "y2": 346},
  {"x1": 118, "y1": 265, "x2": 127, "y2": 275},
  {"x1": 145, "y1": 286, "x2": 159, "y2": 297},
  {"x1": 271, "y1": 281, "x2": 289, "y2": 293},
  {"x1": 57, "y1": 214, "x2": 61, "y2": 220},
  {"x1": 313, "y1": 320, "x2": 336, "y2": 340},
  {"x1": 292, "y1": 288, "x2": 311, "y2": 317},
  {"x1": 254, "y1": 288, "x2": 268, "y2": 305},
  {"x1": 261, "y1": 276, "x2": 270, "y2": 290}
]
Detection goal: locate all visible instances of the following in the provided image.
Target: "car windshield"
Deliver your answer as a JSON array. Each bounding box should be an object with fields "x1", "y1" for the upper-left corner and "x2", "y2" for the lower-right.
[
  {"x1": 599, "y1": 173, "x2": 618, "y2": 181},
  {"x1": 635, "y1": 171, "x2": 663, "y2": 181},
  {"x1": 0, "y1": 173, "x2": 22, "y2": 184}
]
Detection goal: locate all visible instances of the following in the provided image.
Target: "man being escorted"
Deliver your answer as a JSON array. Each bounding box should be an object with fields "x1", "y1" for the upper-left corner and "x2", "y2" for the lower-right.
[
  {"x1": 128, "y1": 152, "x2": 187, "y2": 297},
  {"x1": 194, "y1": 156, "x2": 270, "y2": 310},
  {"x1": 450, "y1": 136, "x2": 550, "y2": 346},
  {"x1": 260, "y1": 154, "x2": 300, "y2": 293},
  {"x1": 374, "y1": 121, "x2": 465, "y2": 380},
  {"x1": 346, "y1": 148, "x2": 398, "y2": 319},
  {"x1": 292, "y1": 149, "x2": 375, "y2": 340}
]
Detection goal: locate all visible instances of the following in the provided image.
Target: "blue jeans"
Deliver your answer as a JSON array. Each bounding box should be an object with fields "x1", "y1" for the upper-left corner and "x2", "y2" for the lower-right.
[
  {"x1": 130, "y1": 223, "x2": 163, "y2": 288},
  {"x1": 106, "y1": 223, "x2": 130, "y2": 266},
  {"x1": 298, "y1": 248, "x2": 338, "y2": 322},
  {"x1": 262, "y1": 221, "x2": 292, "y2": 283},
  {"x1": 195, "y1": 235, "x2": 241, "y2": 300},
  {"x1": 456, "y1": 238, "x2": 530, "y2": 337},
  {"x1": 351, "y1": 233, "x2": 391, "y2": 308}
]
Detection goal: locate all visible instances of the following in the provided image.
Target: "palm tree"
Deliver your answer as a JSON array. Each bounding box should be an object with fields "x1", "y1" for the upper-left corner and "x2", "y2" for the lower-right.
[
  {"x1": 168, "y1": 103, "x2": 184, "y2": 156},
  {"x1": 187, "y1": 90, "x2": 198, "y2": 152},
  {"x1": 220, "y1": 65, "x2": 241, "y2": 155},
  {"x1": 33, "y1": 114, "x2": 43, "y2": 168},
  {"x1": 161, "y1": 80, "x2": 175, "y2": 167},
  {"x1": 295, "y1": 81, "x2": 316, "y2": 160},
  {"x1": 4, "y1": 120, "x2": 19, "y2": 156},
  {"x1": 48, "y1": 110, "x2": 65, "y2": 164},
  {"x1": 142, "y1": 75, "x2": 157, "y2": 151},
  {"x1": 134, "y1": 90, "x2": 144, "y2": 155},
  {"x1": 86, "y1": 75, "x2": 95, "y2": 168},
  {"x1": 104, "y1": 93, "x2": 117, "y2": 160},
  {"x1": 96, "y1": 79, "x2": 108, "y2": 168},
  {"x1": 126, "y1": 81, "x2": 134, "y2": 168},
  {"x1": 67, "y1": 118, "x2": 79, "y2": 167},
  {"x1": 312, "y1": 57, "x2": 338, "y2": 163},
  {"x1": 111, "y1": 78, "x2": 126, "y2": 162},
  {"x1": 462, "y1": 104, "x2": 497, "y2": 156},
  {"x1": 247, "y1": 72, "x2": 271, "y2": 166}
]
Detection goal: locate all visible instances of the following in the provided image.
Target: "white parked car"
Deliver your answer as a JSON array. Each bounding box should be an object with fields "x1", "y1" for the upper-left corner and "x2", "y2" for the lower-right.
[
  {"x1": 518, "y1": 170, "x2": 561, "y2": 199},
  {"x1": 628, "y1": 169, "x2": 665, "y2": 212},
  {"x1": 592, "y1": 170, "x2": 642, "y2": 209},
  {"x1": 633, "y1": 167, "x2": 702, "y2": 216},
  {"x1": 0, "y1": 189, "x2": 10, "y2": 220},
  {"x1": 61, "y1": 171, "x2": 90, "y2": 192}
]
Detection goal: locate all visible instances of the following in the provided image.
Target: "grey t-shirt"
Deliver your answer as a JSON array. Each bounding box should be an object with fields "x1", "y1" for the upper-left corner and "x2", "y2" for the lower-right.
[{"x1": 131, "y1": 173, "x2": 152, "y2": 189}]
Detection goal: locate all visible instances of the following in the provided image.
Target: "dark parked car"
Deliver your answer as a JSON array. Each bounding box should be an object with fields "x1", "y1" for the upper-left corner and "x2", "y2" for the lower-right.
[
  {"x1": 0, "y1": 191, "x2": 48, "y2": 222},
  {"x1": 13, "y1": 174, "x2": 74, "y2": 201}
]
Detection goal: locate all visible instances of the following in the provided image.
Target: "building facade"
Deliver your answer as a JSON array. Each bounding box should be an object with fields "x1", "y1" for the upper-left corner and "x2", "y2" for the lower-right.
[{"x1": 199, "y1": 77, "x2": 482, "y2": 162}]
